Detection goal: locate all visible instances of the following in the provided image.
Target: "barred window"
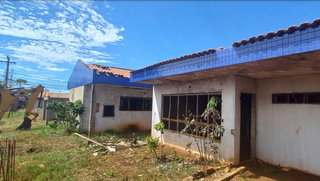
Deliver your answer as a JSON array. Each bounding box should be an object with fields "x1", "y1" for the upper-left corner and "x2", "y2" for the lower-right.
[
  {"x1": 272, "y1": 92, "x2": 320, "y2": 104},
  {"x1": 120, "y1": 97, "x2": 152, "y2": 111},
  {"x1": 103, "y1": 105, "x2": 114, "y2": 117},
  {"x1": 162, "y1": 93, "x2": 222, "y2": 141}
]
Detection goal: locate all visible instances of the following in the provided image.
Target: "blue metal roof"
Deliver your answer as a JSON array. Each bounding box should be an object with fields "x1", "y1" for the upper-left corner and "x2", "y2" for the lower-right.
[
  {"x1": 131, "y1": 24, "x2": 320, "y2": 83},
  {"x1": 68, "y1": 60, "x2": 152, "y2": 89}
]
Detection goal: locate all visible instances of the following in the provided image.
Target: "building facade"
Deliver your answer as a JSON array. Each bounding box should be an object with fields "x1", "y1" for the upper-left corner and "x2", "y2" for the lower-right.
[
  {"x1": 68, "y1": 60, "x2": 153, "y2": 135},
  {"x1": 131, "y1": 19, "x2": 320, "y2": 175}
]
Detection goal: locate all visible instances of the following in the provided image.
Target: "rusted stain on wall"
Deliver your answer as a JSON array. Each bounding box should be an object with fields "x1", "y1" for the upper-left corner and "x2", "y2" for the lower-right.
[{"x1": 96, "y1": 103, "x2": 99, "y2": 113}]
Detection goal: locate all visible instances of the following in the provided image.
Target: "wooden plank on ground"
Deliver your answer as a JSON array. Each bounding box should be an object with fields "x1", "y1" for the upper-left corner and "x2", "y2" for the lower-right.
[
  {"x1": 214, "y1": 166, "x2": 246, "y2": 181},
  {"x1": 74, "y1": 133, "x2": 111, "y2": 151}
]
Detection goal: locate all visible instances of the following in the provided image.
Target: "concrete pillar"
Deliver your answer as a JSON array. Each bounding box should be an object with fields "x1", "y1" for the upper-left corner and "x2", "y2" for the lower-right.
[
  {"x1": 221, "y1": 76, "x2": 237, "y2": 164},
  {"x1": 151, "y1": 86, "x2": 162, "y2": 139},
  {"x1": 88, "y1": 83, "x2": 96, "y2": 137}
]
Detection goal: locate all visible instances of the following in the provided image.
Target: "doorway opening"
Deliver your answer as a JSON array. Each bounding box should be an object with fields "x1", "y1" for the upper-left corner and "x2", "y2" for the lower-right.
[{"x1": 240, "y1": 93, "x2": 252, "y2": 161}]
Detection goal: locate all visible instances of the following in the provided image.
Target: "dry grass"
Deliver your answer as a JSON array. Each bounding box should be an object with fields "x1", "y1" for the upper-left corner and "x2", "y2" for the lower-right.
[{"x1": 0, "y1": 112, "x2": 223, "y2": 181}]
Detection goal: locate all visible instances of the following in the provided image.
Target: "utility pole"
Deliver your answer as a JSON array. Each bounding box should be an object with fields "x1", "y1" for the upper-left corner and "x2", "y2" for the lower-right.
[
  {"x1": 9, "y1": 69, "x2": 14, "y2": 88},
  {"x1": 0, "y1": 56, "x2": 16, "y2": 87}
]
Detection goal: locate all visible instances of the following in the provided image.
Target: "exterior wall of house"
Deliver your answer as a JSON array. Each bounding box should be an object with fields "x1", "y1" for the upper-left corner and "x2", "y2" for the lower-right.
[
  {"x1": 93, "y1": 84, "x2": 152, "y2": 133},
  {"x1": 70, "y1": 85, "x2": 91, "y2": 132},
  {"x1": 152, "y1": 76, "x2": 250, "y2": 163},
  {"x1": 44, "y1": 97, "x2": 69, "y2": 122},
  {"x1": 257, "y1": 74, "x2": 320, "y2": 175}
]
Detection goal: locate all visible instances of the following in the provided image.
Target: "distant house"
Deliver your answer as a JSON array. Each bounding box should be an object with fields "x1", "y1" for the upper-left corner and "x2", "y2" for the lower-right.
[
  {"x1": 131, "y1": 18, "x2": 320, "y2": 176},
  {"x1": 68, "y1": 60, "x2": 153, "y2": 135},
  {"x1": 33, "y1": 90, "x2": 69, "y2": 121},
  {"x1": 42, "y1": 93, "x2": 70, "y2": 123}
]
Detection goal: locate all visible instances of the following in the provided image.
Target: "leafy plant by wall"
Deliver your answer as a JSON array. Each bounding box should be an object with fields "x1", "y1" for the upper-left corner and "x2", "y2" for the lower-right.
[
  {"x1": 180, "y1": 96, "x2": 225, "y2": 162},
  {"x1": 46, "y1": 100, "x2": 85, "y2": 133}
]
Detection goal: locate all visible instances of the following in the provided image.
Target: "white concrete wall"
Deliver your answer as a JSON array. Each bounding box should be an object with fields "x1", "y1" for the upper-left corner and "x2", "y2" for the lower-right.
[
  {"x1": 94, "y1": 84, "x2": 152, "y2": 132},
  {"x1": 70, "y1": 86, "x2": 84, "y2": 103},
  {"x1": 257, "y1": 74, "x2": 320, "y2": 175},
  {"x1": 70, "y1": 85, "x2": 90, "y2": 132},
  {"x1": 152, "y1": 76, "x2": 240, "y2": 163}
]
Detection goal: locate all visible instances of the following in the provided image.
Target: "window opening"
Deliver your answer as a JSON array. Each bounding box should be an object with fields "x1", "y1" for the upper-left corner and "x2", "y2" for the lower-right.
[
  {"x1": 161, "y1": 93, "x2": 222, "y2": 141},
  {"x1": 273, "y1": 92, "x2": 320, "y2": 104},
  {"x1": 178, "y1": 96, "x2": 186, "y2": 120},
  {"x1": 307, "y1": 93, "x2": 320, "y2": 103},
  {"x1": 120, "y1": 97, "x2": 152, "y2": 111},
  {"x1": 103, "y1": 105, "x2": 114, "y2": 117},
  {"x1": 120, "y1": 98, "x2": 129, "y2": 110},
  {"x1": 289, "y1": 93, "x2": 304, "y2": 103}
]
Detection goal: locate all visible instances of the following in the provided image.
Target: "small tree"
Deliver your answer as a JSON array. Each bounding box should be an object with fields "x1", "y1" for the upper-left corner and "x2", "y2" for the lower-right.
[
  {"x1": 46, "y1": 100, "x2": 85, "y2": 133},
  {"x1": 15, "y1": 79, "x2": 27, "y2": 87},
  {"x1": 146, "y1": 123, "x2": 166, "y2": 160}
]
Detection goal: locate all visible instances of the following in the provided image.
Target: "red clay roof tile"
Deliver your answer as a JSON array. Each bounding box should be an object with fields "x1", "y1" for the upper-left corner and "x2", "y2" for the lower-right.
[{"x1": 87, "y1": 64, "x2": 132, "y2": 78}]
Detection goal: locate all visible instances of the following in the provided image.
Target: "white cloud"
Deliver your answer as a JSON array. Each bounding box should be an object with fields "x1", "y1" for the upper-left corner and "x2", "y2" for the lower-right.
[
  {"x1": 19, "y1": 7, "x2": 29, "y2": 11},
  {"x1": 82, "y1": 58, "x2": 114, "y2": 64},
  {"x1": 13, "y1": 65, "x2": 38, "y2": 72},
  {"x1": 0, "y1": 1, "x2": 124, "y2": 72},
  {"x1": 43, "y1": 66, "x2": 69, "y2": 72}
]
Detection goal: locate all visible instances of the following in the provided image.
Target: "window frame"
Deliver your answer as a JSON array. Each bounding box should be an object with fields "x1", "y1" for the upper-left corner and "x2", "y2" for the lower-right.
[
  {"x1": 119, "y1": 96, "x2": 152, "y2": 111},
  {"x1": 103, "y1": 105, "x2": 115, "y2": 117},
  {"x1": 272, "y1": 92, "x2": 320, "y2": 104},
  {"x1": 161, "y1": 93, "x2": 222, "y2": 142}
]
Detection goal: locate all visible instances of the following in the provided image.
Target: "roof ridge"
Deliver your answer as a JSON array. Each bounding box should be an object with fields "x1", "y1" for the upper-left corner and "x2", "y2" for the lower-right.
[
  {"x1": 132, "y1": 47, "x2": 223, "y2": 73},
  {"x1": 90, "y1": 64, "x2": 133, "y2": 71},
  {"x1": 232, "y1": 18, "x2": 320, "y2": 47}
]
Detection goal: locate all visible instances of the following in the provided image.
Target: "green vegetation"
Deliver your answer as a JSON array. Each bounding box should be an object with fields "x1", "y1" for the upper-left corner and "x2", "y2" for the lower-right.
[
  {"x1": 181, "y1": 96, "x2": 225, "y2": 161},
  {"x1": 46, "y1": 100, "x2": 85, "y2": 133},
  {"x1": 0, "y1": 113, "x2": 205, "y2": 180}
]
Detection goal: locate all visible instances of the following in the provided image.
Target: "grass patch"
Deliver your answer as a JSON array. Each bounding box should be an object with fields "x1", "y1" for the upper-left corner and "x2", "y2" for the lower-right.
[{"x1": 0, "y1": 112, "x2": 205, "y2": 180}]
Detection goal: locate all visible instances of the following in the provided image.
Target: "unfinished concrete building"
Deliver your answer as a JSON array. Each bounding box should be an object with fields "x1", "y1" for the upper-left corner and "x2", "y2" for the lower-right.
[
  {"x1": 131, "y1": 18, "x2": 320, "y2": 175},
  {"x1": 68, "y1": 60, "x2": 152, "y2": 135}
]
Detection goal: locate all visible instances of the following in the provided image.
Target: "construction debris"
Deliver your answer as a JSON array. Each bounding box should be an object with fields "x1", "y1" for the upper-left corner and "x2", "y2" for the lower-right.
[
  {"x1": 117, "y1": 140, "x2": 147, "y2": 147},
  {"x1": 214, "y1": 166, "x2": 246, "y2": 181},
  {"x1": 107, "y1": 146, "x2": 116, "y2": 152},
  {"x1": 282, "y1": 167, "x2": 290, "y2": 171},
  {"x1": 74, "y1": 133, "x2": 115, "y2": 152}
]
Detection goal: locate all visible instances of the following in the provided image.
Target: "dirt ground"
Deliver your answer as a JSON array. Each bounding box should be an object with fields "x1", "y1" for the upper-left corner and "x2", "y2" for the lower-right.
[
  {"x1": 230, "y1": 160, "x2": 320, "y2": 181},
  {"x1": 2, "y1": 112, "x2": 320, "y2": 180}
]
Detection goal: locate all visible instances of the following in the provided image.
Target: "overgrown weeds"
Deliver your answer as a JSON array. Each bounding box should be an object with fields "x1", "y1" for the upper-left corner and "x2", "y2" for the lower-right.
[{"x1": 0, "y1": 113, "x2": 206, "y2": 180}]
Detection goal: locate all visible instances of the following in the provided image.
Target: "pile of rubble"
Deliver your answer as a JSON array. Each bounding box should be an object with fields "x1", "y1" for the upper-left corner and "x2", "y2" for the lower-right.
[{"x1": 74, "y1": 133, "x2": 147, "y2": 157}]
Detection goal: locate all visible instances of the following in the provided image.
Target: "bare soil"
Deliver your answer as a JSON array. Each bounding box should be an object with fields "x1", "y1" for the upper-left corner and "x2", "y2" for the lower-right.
[{"x1": 230, "y1": 160, "x2": 320, "y2": 181}]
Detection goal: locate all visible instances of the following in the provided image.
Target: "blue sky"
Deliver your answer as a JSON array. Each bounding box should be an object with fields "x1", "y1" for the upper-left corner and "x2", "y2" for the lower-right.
[{"x1": 0, "y1": 1, "x2": 319, "y2": 93}]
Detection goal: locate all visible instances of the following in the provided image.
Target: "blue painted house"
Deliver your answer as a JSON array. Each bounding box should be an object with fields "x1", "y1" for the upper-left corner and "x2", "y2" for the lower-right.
[
  {"x1": 131, "y1": 18, "x2": 320, "y2": 175},
  {"x1": 68, "y1": 60, "x2": 153, "y2": 135}
]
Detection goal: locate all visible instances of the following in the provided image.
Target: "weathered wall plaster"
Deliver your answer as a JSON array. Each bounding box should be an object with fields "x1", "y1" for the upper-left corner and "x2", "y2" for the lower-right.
[
  {"x1": 152, "y1": 76, "x2": 240, "y2": 163},
  {"x1": 257, "y1": 74, "x2": 320, "y2": 175},
  {"x1": 93, "y1": 84, "x2": 152, "y2": 133}
]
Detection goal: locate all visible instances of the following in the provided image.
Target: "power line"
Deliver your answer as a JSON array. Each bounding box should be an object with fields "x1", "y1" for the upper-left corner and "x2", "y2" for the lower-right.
[
  {"x1": 26, "y1": 81, "x2": 66, "y2": 87},
  {"x1": 0, "y1": 56, "x2": 16, "y2": 86},
  {"x1": 25, "y1": 84, "x2": 68, "y2": 90},
  {"x1": 0, "y1": 69, "x2": 67, "y2": 83},
  {"x1": 14, "y1": 72, "x2": 66, "y2": 83}
]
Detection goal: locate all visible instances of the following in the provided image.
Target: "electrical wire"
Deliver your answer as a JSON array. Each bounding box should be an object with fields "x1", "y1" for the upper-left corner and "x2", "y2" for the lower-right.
[
  {"x1": 14, "y1": 72, "x2": 66, "y2": 83},
  {"x1": 26, "y1": 81, "x2": 66, "y2": 87},
  {"x1": 0, "y1": 69, "x2": 67, "y2": 83}
]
